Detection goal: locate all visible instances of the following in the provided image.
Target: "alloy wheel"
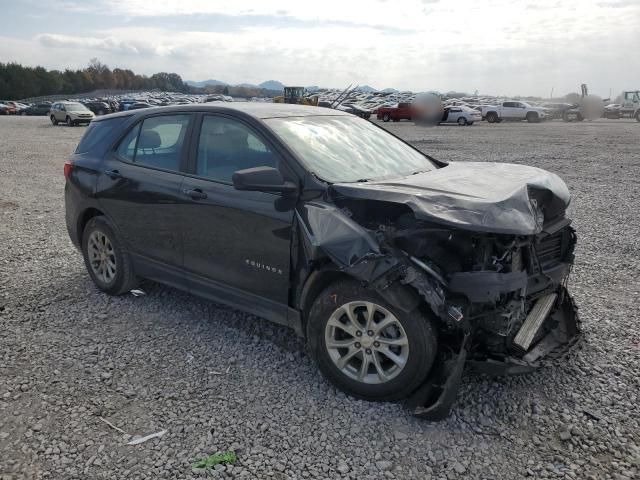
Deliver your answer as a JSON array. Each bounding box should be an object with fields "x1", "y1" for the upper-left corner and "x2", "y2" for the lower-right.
[
  {"x1": 88, "y1": 230, "x2": 117, "y2": 284},
  {"x1": 324, "y1": 301, "x2": 409, "y2": 384}
]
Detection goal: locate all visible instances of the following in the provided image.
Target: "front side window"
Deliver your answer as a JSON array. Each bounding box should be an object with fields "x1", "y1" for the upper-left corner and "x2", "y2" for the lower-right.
[
  {"x1": 196, "y1": 115, "x2": 277, "y2": 183},
  {"x1": 116, "y1": 115, "x2": 190, "y2": 171}
]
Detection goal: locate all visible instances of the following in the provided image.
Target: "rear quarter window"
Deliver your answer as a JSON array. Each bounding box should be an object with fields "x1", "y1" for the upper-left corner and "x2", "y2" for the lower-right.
[{"x1": 75, "y1": 117, "x2": 129, "y2": 154}]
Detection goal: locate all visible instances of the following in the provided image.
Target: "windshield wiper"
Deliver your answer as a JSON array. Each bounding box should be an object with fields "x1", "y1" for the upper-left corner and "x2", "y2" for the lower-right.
[
  {"x1": 411, "y1": 170, "x2": 427, "y2": 175},
  {"x1": 356, "y1": 178, "x2": 370, "y2": 182}
]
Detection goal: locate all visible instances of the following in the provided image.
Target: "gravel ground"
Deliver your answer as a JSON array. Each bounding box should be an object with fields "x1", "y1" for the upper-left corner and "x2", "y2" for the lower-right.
[{"x1": 1, "y1": 115, "x2": 639, "y2": 480}]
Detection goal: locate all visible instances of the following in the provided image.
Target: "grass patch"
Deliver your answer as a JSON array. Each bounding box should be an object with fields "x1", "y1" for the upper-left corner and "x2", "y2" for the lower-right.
[{"x1": 193, "y1": 451, "x2": 237, "y2": 469}]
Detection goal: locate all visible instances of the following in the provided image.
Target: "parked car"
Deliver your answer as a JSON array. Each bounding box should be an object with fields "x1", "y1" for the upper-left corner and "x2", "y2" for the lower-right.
[
  {"x1": 337, "y1": 104, "x2": 372, "y2": 119},
  {"x1": 127, "y1": 102, "x2": 153, "y2": 110},
  {"x1": 64, "y1": 103, "x2": 579, "y2": 419},
  {"x1": 482, "y1": 101, "x2": 547, "y2": 123},
  {"x1": 602, "y1": 104, "x2": 622, "y2": 119},
  {"x1": 439, "y1": 106, "x2": 481, "y2": 125},
  {"x1": 377, "y1": 102, "x2": 413, "y2": 122},
  {"x1": 82, "y1": 101, "x2": 112, "y2": 116},
  {"x1": 21, "y1": 102, "x2": 52, "y2": 116},
  {"x1": 50, "y1": 102, "x2": 95, "y2": 126},
  {"x1": 0, "y1": 101, "x2": 17, "y2": 115},
  {"x1": 540, "y1": 102, "x2": 574, "y2": 120}
]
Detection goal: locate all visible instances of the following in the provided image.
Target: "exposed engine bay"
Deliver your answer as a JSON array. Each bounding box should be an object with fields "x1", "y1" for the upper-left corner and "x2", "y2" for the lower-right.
[{"x1": 295, "y1": 164, "x2": 581, "y2": 419}]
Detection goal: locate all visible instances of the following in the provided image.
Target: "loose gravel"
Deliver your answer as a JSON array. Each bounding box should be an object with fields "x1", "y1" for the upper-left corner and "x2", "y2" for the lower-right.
[{"x1": 1, "y1": 116, "x2": 639, "y2": 480}]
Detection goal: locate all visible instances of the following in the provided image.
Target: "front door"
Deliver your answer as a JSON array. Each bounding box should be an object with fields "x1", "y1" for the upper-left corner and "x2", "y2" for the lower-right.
[
  {"x1": 96, "y1": 114, "x2": 193, "y2": 272},
  {"x1": 179, "y1": 114, "x2": 295, "y2": 320}
]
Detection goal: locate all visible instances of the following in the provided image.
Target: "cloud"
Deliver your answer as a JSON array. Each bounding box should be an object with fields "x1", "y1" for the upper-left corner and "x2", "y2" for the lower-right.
[
  {"x1": 36, "y1": 33, "x2": 143, "y2": 55},
  {"x1": 4, "y1": 0, "x2": 639, "y2": 96}
]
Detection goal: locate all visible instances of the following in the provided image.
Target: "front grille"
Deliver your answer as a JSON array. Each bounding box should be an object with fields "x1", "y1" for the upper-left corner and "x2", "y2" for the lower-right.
[
  {"x1": 537, "y1": 231, "x2": 563, "y2": 268},
  {"x1": 530, "y1": 226, "x2": 574, "y2": 272}
]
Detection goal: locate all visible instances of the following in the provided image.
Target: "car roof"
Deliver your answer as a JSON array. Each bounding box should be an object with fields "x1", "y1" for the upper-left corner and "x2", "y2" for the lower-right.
[{"x1": 93, "y1": 102, "x2": 350, "y2": 123}]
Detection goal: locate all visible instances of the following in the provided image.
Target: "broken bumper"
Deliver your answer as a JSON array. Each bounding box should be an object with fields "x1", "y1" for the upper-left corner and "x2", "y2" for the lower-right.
[{"x1": 409, "y1": 287, "x2": 580, "y2": 420}]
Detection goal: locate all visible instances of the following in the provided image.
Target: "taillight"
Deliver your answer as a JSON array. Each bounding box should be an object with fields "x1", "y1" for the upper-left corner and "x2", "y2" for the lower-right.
[{"x1": 64, "y1": 161, "x2": 74, "y2": 179}]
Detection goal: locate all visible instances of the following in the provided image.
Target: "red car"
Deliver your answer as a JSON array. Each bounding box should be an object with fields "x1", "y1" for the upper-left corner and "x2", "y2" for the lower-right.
[
  {"x1": 0, "y1": 101, "x2": 17, "y2": 115},
  {"x1": 377, "y1": 102, "x2": 414, "y2": 122}
]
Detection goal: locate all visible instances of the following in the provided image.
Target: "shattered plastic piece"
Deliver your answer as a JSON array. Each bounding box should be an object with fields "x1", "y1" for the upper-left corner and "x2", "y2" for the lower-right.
[
  {"x1": 130, "y1": 289, "x2": 146, "y2": 297},
  {"x1": 303, "y1": 203, "x2": 381, "y2": 267},
  {"x1": 127, "y1": 429, "x2": 167, "y2": 445},
  {"x1": 99, "y1": 416, "x2": 127, "y2": 434}
]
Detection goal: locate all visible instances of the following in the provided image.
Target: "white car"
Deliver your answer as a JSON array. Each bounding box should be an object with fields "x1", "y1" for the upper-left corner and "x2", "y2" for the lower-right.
[
  {"x1": 439, "y1": 106, "x2": 481, "y2": 126},
  {"x1": 49, "y1": 102, "x2": 95, "y2": 126},
  {"x1": 482, "y1": 101, "x2": 547, "y2": 123}
]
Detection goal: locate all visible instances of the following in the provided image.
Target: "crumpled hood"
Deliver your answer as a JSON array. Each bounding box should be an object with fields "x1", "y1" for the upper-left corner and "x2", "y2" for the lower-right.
[{"x1": 331, "y1": 162, "x2": 571, "y2": 235}]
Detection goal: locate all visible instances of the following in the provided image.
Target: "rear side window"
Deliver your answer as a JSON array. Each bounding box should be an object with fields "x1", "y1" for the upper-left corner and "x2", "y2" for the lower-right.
[
  {"x1": 116, "y1": 115, "x2": 190, "y2": 171},
  {"x1": 116, "y1": 123, "x2": 141, "y2": 160},
  {"x1": 75, "y1": 117, "x2": 128, "y2": 154}
]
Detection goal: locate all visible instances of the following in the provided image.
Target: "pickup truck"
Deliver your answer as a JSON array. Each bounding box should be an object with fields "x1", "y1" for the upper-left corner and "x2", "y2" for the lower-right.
[
  {"x1": 482, "y1": 101, "x2": 547, "y2": 123},
  {"x1": 377, "y1": 102, "x2": 413, "y2": 122}
]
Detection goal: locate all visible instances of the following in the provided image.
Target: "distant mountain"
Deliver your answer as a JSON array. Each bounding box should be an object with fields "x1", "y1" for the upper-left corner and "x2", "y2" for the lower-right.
[
  {"x1": 357, "y1": 85, "x2": 378, "y2": 93},
  {"x1": 186, "y1": 79, "x2": 228, "y2": 88},
  {"x1": 381, "y1": 88, "x2": 399, "y2": 93},
  {"x1": 235, "y1": 83, "x2": 258, "y2": 88},
  {"x1": 306, "y1": 85, "x2": 320, "y2": 92},
  {"x1": 259, "y1": 80, "x2": 284, "y2": 91}
]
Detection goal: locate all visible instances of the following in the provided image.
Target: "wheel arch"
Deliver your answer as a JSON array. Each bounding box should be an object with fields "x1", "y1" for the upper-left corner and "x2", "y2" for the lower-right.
[
  {"x1": 298, "y1": 268, "x2": 351, "y2": 334},
  {"x1": 297, "y1": 265, "x2": 423, "y2": 339},
  {"x1": 76, "y1": 207, "x2": 106, "y2": 246}
]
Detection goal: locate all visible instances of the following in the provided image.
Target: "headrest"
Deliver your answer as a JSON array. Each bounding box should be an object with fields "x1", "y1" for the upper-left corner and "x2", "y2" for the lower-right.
[{"x1": 139, "y1": 130, "x2": 161, "y2": 149}]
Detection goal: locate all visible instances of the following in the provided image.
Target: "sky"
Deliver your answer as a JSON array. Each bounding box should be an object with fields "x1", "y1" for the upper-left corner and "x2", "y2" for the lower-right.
[{"x1": 1, "y1": 0, "x2": 639, "y2": 97}]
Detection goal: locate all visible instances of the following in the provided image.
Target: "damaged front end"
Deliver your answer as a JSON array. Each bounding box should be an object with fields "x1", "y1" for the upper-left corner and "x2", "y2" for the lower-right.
[{"x1": 296, "y1": 192, "x2": 580, "y2": 420}]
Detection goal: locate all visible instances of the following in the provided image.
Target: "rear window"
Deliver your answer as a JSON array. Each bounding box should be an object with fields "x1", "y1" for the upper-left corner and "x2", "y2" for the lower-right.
[{"x1": 75, "y1": 117, "x2": 128, "y2": 154}]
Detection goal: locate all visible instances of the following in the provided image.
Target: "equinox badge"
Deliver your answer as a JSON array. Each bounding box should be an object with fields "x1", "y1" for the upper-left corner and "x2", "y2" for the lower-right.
[{"x1": 245, "y1": 259, "x2": 283, "y2": 275}]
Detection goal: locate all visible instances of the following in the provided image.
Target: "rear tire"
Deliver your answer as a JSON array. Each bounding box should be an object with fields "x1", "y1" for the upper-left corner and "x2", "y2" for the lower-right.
[
  {"x1": 82, "y1": 216, "x2": 137, "y2": 295},
  {"x1": 382, "y1": 113, "x2": 390, "y2": 122},
  {"x1": 486, "y1": 112, "x2": 498, "y2": 123},
  {"x1": 50, "y1": 115, "x2": 58, "y2": 125},
  {"x1": 457, "y1": 117, "x2": 467, "y2": 126},
  {"x1": 635, "y1": 111, "x2": 640, "y2": 122},
  {"x1": 307, "y1": 279, "x2": 438, "y2": 401}
]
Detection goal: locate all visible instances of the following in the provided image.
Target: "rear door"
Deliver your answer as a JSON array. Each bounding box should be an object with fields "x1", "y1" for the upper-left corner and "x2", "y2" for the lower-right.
[
  {"x1": 96, "y1": 113, "x2": 193, "y2": 277},
  {"x1": 179, "y1": 113, "x2": 295, "y2": 320}
]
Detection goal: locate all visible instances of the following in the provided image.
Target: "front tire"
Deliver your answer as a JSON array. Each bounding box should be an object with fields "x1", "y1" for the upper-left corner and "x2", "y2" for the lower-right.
[
  {"x1": 66, "y1": 116, "x2": 74, "y2": 127},
  {"x1": 50, "y1": 115, "x2": 58, "y2": 125},
  {"x1": 82, "y1": 216, "x2": 137, "y2": 295},
  {"x1": 635, "y1": 111, "x2": 640, "y2": 122},
  {"x1": 486, "y1": 112, "x2": 498, "y2": 123},
  {"x1": 526, "y1": 112, "x2": 539, "y2": 123},
  {"x1": 307, "y1": 279, "x2": 438, "y2": 401}
]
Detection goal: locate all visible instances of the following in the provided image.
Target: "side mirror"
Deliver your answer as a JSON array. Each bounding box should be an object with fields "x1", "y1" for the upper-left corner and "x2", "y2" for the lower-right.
[{"x1": 232, "y1": 166, "x2": 297, "y2": 194}]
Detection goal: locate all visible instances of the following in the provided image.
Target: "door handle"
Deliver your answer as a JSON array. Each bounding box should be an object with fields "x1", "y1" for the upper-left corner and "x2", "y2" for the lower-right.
[
  {"x1": 104, "y1": 169, "x2": 123, "y2": 179},
  {"x1": 183, "y1": 188, "x2": 207, "y2": 200}
]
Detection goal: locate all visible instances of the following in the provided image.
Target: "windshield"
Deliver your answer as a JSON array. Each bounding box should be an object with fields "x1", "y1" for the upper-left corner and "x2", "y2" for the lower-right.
[
  {"x1": 65, "y1": 103, "x2": 88, "y2": 111},
  {"x1": 265, "y1": 115, "x2": 435, "y2": 183}
]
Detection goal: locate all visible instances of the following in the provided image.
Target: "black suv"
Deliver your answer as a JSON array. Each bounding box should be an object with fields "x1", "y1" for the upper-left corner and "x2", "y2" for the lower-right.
[{"x1": 65, "y1": 104, "x2": 579, "y2": 419}]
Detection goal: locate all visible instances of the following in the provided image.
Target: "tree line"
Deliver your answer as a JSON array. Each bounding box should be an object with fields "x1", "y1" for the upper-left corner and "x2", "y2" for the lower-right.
[
  {"x1": 0, "y1": 59, "x2": 189, "y2": 100},
  {"x1": 0, "y1": 59, "x2": 282, "y2": 100}
]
